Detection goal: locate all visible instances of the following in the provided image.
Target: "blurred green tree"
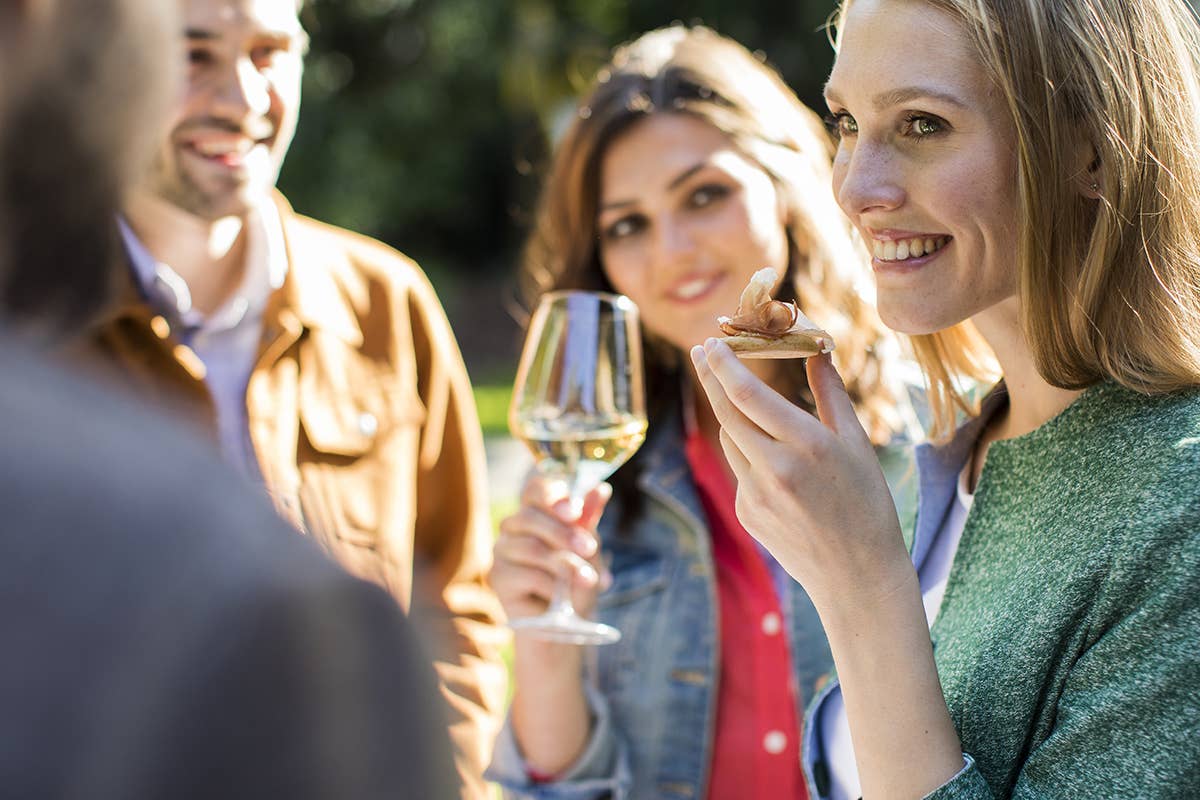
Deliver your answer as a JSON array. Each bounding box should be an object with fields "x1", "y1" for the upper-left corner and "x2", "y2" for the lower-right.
[{"x1": 281, "y1": 0, "x2": 842, "y2": 373}]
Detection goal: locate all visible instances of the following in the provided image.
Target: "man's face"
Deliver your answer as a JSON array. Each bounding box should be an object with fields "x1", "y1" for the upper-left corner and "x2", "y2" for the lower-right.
[{"x1": 141, "y1": 0, "x2": 305, "y2": 221}]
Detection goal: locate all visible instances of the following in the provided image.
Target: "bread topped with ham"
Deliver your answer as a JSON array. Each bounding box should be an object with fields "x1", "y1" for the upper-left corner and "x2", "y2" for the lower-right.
[{"x1": 716, "y1": 268, "x2": 834, "y2": 359}]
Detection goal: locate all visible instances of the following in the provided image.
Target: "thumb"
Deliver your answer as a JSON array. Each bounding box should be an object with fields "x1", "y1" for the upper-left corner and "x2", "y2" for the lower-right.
[{"x1": 807, "y1": 353, "x2": 872, "y2": 448}]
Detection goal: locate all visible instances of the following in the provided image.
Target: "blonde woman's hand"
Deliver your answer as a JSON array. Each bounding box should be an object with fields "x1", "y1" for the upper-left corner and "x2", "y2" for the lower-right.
[
  {"x1": 491, "y1": 474, "x2": 612, "y2": 625},
  {"x1": 690, "y1": 340, "x2": 914, "y2": 613}
]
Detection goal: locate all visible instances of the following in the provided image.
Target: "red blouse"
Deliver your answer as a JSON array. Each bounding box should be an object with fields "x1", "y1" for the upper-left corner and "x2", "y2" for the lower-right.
[{"x1": 684, "y1": 429, "x2": 809, "y2": 800}]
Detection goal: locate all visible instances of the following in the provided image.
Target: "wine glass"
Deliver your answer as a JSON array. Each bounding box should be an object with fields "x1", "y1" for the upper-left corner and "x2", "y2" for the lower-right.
[{"x1": 508, "y1": 291, "x2": 647, "y2": 645}]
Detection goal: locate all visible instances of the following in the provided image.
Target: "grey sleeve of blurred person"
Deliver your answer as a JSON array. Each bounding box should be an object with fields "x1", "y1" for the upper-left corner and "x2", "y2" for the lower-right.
[
  {"x1": 0, "y1": 342, "x2": 457, "y2": 800},
  {"x1": 107, "y1": 563, "x2": 460, "y2": 800},
  {"x1": 486, "y1": 683, "x2": 632, "y2": 800}
]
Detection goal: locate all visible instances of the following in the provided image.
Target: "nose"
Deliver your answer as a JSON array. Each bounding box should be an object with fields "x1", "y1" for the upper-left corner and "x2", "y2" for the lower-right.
[
  {"x1": 651, "y1": 214, "x2": 697, "y2": 268},
  {"x1": 833, "y1": 139, "x2": 906, "y2": 217},
  {"x1": 211, "y1": 57, "x2": 272, "y2": 122}
]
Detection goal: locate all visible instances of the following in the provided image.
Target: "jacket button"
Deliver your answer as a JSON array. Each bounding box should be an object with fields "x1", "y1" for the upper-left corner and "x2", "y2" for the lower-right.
[
  {"x1": 358, "y1": 412, "x2": 378, "y2": 438},
  {"x1": 763, "y1": 730, "x2": 788, "y2": 754},
  {"x1": 150, "y1": 315, "x2": 171, "y2": 339}
]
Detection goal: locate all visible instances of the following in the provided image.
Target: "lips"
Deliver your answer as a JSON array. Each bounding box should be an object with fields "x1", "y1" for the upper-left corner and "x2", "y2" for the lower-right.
[
  {"x1": 863, "y1": 227, "x2": 953, "y2": 265},
  {"x1": 180, "y1": 135, "x2": 270, "y2": 169},
  {"x1": 176, "y1": 117, "x2": 276, "y2": 168},
  {"x1": 666, "y1": 272, "x2": 725, "y2": 302}
]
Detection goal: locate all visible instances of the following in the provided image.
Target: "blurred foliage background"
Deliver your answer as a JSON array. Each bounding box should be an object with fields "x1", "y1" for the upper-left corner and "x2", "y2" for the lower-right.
[{"x1": 281, "y1": 0, "x2": 843, "y2": 395}]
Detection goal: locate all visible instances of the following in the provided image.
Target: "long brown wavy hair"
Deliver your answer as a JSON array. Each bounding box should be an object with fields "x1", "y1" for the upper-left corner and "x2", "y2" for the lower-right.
[{"x1": 519, "y1": 24, "x2": 910, "y2": 463}]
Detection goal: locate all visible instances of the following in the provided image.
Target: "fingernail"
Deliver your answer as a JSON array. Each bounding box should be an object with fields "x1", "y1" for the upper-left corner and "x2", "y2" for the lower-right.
[
  {"x1": 571, "y1": 531, "x2": 597, "y2": 557},
  {"x1": 551, "y1": 498, "x2": 577, "y2": 523},
  {"x1": 566, "y1": 496, "x2": 584, "y2": 520},
  {"x1": 577, "y1": 562, "x2": 599, "y2": 585}
]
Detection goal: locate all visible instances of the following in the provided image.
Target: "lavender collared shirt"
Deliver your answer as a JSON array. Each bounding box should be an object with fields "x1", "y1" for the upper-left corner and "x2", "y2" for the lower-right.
[{"x1": 117, "y1": 203, "x2": 288, "y2": 480}]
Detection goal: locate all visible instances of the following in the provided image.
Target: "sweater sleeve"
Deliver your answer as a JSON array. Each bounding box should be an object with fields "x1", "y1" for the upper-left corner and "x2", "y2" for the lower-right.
[{"x1": 925, "y1": 516, "x2": 1200, "y2": 800}]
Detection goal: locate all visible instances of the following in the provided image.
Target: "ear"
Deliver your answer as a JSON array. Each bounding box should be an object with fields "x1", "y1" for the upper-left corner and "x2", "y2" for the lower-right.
[{"x1": 1075, "y1": 139, "x2": 1103, "y2": 200}]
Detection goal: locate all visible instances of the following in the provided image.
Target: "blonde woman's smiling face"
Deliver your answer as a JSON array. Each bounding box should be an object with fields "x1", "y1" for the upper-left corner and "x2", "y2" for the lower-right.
[
  {"x1": 824, "y1": 0, "x2": 1021, "y2": 335},
  {"x1": 597, "y1": 113, "x2": 789, "y2": 353}
]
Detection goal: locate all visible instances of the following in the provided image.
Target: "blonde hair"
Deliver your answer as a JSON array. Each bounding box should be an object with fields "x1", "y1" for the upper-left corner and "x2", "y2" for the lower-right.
[
  {"x1": 522, "y1": 24, "x2": 907, "y2": 444},
  {"x1": 835, "y1": 0, "x2": 1200, "y2": 439}
]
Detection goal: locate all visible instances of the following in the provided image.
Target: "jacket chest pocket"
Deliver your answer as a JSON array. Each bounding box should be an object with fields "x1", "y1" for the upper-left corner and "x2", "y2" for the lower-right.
[
  {"x1": 595, "y1": 549, "x2": 671, "y2": 693},
  {"x1": 295, "y1": 333, "x2": 424, "y2": 582}
]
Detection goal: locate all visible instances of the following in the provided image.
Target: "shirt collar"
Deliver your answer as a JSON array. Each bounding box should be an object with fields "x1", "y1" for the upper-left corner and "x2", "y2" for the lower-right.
[
  {"x1": 269, "y1": 192, "x2": 364, "y2": 347},
  {"x1": 117, "y1": 199, "x2": 288, "y2": 334}
]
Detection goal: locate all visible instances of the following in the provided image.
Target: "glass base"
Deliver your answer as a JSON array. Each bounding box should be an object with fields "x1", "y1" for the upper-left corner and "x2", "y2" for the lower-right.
[{"x1": 509, "y1": 611, "x2": 622, "y2": 645}]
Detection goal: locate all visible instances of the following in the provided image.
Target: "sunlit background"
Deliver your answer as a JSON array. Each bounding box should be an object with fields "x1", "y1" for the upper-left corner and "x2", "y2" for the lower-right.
[{"x1": 282, "y1": 0, "x2": 843, "y2": 426}]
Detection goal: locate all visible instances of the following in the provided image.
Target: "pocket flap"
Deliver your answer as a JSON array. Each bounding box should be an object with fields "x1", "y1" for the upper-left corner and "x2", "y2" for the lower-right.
[
  {"x1": 298, "y1": 334, "x2": 424, "y2": 457},
  {"x1": 597, "y1": 548, "x2": 668, "y2": 607}
]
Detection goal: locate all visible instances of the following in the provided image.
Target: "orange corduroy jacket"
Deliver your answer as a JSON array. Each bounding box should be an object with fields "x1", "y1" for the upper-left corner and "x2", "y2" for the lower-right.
[{"x1": 81, "y1": 193, "x2": 507, "y2": 799}]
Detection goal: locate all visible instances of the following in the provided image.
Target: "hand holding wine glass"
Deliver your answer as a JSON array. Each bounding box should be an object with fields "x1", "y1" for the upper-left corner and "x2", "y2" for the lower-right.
[{"x1": 504, "y1": 291, "x2": 647, "y2": 645}]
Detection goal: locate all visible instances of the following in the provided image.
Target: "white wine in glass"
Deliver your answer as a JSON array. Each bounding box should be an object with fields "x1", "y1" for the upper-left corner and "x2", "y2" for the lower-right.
[{"x1": 508, "y1": 291, "x2": 647, "y2": 645}]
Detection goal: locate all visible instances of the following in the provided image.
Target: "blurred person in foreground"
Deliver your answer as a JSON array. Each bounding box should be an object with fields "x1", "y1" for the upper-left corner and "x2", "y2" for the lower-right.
[
  {"x1": 0, "y1": 0, "x2": 455, "y2": 797},
  {"x1": 487, "y1": 25, "x2": 918, "y2": 800},
  {"x1": 77, "y1": 1, "x2": 505, "y2": 793},
  {"x1": 694, "y1": 0, "x2": 1200, "y2": 797}
]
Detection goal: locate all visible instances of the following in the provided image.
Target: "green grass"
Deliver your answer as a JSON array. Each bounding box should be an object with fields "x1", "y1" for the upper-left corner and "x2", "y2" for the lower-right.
[
  {"x1": 474, "y1": 382, "x2": 513, "y2": 437},
  {"x1": 474, "y1": 379, "x2": 521, "y2": 746}
]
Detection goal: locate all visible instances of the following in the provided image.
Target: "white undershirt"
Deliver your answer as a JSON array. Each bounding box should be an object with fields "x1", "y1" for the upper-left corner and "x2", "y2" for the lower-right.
[{"x1": 820, "y1": 462, "x2": 975, "y2": 800}]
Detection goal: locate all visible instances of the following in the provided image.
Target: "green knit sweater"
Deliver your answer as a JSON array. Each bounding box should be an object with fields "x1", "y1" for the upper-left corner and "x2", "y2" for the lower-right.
[{"x1": 924, "y1": 382, "x2": 1200, "y2": 798}]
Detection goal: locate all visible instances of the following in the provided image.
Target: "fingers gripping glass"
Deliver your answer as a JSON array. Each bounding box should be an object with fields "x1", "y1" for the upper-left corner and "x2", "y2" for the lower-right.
[{"x1": 508, "y1": 291, "x2": 648, "y2": 645}]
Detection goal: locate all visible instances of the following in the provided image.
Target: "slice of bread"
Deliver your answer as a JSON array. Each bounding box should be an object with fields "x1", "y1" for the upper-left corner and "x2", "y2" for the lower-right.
[{"x1": 719, "y1": 330, "x2": 834, "y2": 359}]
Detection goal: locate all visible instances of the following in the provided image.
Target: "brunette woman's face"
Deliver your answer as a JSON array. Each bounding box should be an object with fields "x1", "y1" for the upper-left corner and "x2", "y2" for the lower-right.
[
  {"x1": 597, "y1": 113, "x2": 789, "y2": 353},
  {"x1": 824, "y1": 0, "x2": 1021, "y2": 334}
]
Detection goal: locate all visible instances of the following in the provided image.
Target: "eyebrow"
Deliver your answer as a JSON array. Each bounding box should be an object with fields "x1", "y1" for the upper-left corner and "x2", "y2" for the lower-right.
[
  {"x1": 599, "y1": 162, "x2": 709, "y2": 212},
  {"x1": 824, "y1": 84, "x2": 969, "y2": 111},
  {"x1": 184, "y1": 27, "x2": 305, "y2": 44}
]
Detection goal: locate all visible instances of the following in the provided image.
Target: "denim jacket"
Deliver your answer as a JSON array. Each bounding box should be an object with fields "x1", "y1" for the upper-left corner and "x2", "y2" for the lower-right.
[{"x1": 489, "y1": 406, "x2": 918, "y2": 800}]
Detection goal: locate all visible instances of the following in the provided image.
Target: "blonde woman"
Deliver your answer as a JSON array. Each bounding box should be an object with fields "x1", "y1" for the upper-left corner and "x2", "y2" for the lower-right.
[
  {"x1": 487, "y1": 25, "x2": 916, "y2": 800},
  {"x1": 693, "y1": 0, "x2": 1200, "y2": 798}
]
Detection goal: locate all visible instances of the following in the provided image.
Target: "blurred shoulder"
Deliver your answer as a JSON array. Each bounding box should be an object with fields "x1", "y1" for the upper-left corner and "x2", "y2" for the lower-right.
[
  {"x1": 281, "y1": 205, "x2": 437, "y2": 298},
  {"x1": 0, "y1": 339, "x2": 353, "y2": 597}
]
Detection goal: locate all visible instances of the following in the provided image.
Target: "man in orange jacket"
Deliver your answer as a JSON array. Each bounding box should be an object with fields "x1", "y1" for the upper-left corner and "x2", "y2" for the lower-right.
[{"x1": 87, "y1": 2, "x2": 506, "y2": 795}]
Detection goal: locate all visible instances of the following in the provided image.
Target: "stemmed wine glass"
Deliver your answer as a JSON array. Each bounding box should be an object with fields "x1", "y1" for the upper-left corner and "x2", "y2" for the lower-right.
[{"x1": 508, "y1": 291, "x2": 647, "y2": 645}]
